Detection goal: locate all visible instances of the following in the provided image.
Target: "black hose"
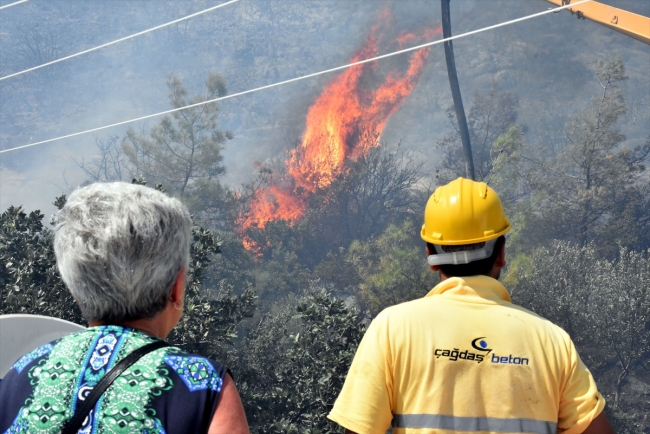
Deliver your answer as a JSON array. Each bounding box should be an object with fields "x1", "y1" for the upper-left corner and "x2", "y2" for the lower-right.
[{"x1": 441, "y1": 0, "x2": 475, "y2": 180}]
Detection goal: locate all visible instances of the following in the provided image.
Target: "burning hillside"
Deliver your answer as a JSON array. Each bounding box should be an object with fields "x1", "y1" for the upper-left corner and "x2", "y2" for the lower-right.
[{"x1": 239, "y1": 15, "x2": 441, "y2": 250}]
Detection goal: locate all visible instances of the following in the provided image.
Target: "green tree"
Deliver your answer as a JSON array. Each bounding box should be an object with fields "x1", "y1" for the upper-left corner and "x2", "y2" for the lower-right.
[
  {"x1": 253, "y1": 245, "x2": 310, "y2": 304},
  {"x1": 0, "y1": 201, "x2": 83, "y2": 324},
  {"x1": 434, "y1": 84, "x2": 529, "y2": 254},
  {"x1": 201, "y1": 230, "x2": 257, "y2": 294},
  {"x1": 526, "y1": 58, "x2": 650, "y2": 253},
  {"x1": 122, "y1": 72, "x2": 234, "y2": 215},
  {"x1": 582, "y1": 247, "x2": 650, "y2": 406},
  {"x1": 237, "y1": 287, "x2": 365, "y2": 433},
  {"x1": 166, "y1": 225, "x2": 256, "y2": 361},
  {"x1": 315, "y1": 146, "x2": 423, "y2": 244},
  {"x1": 512, "y1": 242, "x2": 650, "y2": 430},
  {"x1": 436, "y1": 81, "x2": 520, "y2": 183},
  {"x1": 243, "y1": 145, "x2": 424, "y2": 267},
  {"x1": 0, "y1": 181, "x2": 256, "y2": 364},
  {"x1": 486, "y1": 125, "x2": 528, "y2": 205},
  {"x1": 317, "y1": 221, "x2": 439, "y2": 318},
  {"x1": 511, "y1": 242, "x2": 599, "y2": 340}
]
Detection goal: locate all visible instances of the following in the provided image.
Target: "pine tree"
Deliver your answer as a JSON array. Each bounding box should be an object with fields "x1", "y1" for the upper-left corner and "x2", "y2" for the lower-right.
[{"x1": 122, "y1": 72, "x2": 233, "y2": 214}]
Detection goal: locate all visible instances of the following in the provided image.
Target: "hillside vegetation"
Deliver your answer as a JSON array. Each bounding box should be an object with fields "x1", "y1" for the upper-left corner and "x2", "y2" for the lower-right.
[{"x1": 1, "y1": 0, "x2": 649, "y2": 431}]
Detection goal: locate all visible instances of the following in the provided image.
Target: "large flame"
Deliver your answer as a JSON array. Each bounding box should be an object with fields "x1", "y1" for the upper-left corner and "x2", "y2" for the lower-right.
[{"x1": 240, "y1": 17, "x2": 441, "y2": 248}]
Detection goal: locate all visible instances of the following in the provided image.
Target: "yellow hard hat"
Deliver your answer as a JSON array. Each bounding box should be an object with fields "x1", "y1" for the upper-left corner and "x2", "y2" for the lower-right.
[{"x1": 421, "y1": 177, "x2": 510, "y2": 246}]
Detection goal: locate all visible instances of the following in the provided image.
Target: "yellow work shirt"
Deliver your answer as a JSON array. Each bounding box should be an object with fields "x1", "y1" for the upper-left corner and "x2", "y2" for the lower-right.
[{"x1": 328, "y1": 276, "x2": 605, "y2": 434}]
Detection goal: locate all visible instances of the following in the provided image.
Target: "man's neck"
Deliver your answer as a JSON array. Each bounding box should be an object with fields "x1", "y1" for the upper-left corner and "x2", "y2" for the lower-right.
[{"x1": 438, "y1": 269, "x2": 500, "y2": 282}]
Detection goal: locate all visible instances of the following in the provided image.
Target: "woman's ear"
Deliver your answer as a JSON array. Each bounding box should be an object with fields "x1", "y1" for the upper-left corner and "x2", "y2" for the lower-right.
[{"x1": 170, "y1": 268, "x2": 186, "y2": 305}]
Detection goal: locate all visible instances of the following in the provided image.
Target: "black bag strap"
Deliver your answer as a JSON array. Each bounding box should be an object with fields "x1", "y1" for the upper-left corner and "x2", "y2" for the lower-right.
[{"x1": 62, "y1": 340, "x2": 170, "y2": 434}]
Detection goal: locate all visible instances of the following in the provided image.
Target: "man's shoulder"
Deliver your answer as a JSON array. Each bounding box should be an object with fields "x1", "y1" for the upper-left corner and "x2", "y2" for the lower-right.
[
  {"x1": 502, "y1": 300, "x2": 574, "y2": 343},
  {"x1": 373, "y1": 296, "x2": 437, "y2": 325},
  {"x1": 375, "y1": 292, "x2": 573, "y2": 343}
]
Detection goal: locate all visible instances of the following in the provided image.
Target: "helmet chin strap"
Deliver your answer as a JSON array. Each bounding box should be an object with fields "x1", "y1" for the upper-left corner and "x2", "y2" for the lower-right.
[{"x1": 427, "y1": 239, "x2": 498, "y2": 266}]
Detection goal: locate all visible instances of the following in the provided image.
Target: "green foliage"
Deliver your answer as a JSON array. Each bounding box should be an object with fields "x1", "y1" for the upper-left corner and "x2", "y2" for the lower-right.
[
  {"x1": 582, "y1": 247, "x2": 650, "y2": 405},
  {"x1": 318, "y1": 221, "x2": 438, "y2": 317},
  {"x1": 501, "y1": 251, "x2": 534, "y2": 287},
  {"x1": 167, "y1": 224, "x2": 256, "y2": 361},
  {"x1": 0, "y1": 203, "x2": 83, "y2": 324},
  {"x1": 237, "y1": 287, "x2": 364, "y2": 433},
  {"x1": 244, "y1": 218, "x2": 306, "y2": 264},
  {"x1": 243, "y1": 146, "x2": 423, "y2": 267},
  {"x1": 484, "y1": 125, "x2": 530, "y2": 258},
  {"x1": 202, "y1": 230, "x2": 257, "y2": 293},
  {"x1": 254, "y1": 245, "x2": 310, "y2": 303},
  {"x1": 304, "y1": 146, "x2": 423, "y2": 249},
  {"x1": 437, "y1": 58, "x2": 649, "y2": 260},
  {"x1": 122, "y1": 72, "x2": 233, "y2": 214},
  {"x1": 230, "y1": 213, "x2": 312, "y2": 304},
  {"x1": 436, "y1": 81, "x2": 519, "y2": 183},
  {"x1": 510, "y1": 242, "x2": 599, "y2": 338},
  {"x1": 1, "y1": 186, "x2": 256, "y2": 365},
  {"x1": 169, "y1": 278, "x2": 256, "y2": 362},
  {"x1": 512, "y1": 242, "x2": 650, "y2": 423},
  {"x1": 488, "y1": 125, "x2": 527, "y2": 205},
  {"x1": 525, "y1": 58, "x2": 650, "y2": 254}
]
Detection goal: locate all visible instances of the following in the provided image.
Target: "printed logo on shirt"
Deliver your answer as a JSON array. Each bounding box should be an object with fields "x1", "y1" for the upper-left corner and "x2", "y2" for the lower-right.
[
  {"x1": 490, "y1": 353, "x2": 530, "y2": 365},
  {"x1": 434, "y1": 337, "x2": 492, "y2": 364},
  {"x1": 434, "y1": 337, "x2": 531, "y2": 365}
]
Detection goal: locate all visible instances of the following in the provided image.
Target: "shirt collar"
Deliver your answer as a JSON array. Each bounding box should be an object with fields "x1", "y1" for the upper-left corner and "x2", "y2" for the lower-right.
[{"x1": 425, "y1": 275, "x2": 511, "y2": 304}]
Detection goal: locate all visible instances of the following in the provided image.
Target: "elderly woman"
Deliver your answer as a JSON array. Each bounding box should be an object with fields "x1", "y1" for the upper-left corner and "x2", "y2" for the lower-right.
[{"x1": 0, "y1": 182, "x2": 249, "y2": 433}]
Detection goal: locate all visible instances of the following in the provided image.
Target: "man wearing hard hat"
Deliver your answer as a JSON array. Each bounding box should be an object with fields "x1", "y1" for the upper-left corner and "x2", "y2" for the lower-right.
[{"x1": 328, "y1": 178, "x2": 613, "y2": 434}]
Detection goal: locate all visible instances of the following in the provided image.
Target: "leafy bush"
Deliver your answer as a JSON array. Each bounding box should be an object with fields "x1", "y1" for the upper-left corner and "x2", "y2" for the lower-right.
[
  {"x1": 0, "y1": 188, "x2": 256, "y2": 365},
  {"x1": 0, "y1": 204, "x2": 83, "y2": 323},
  {"x1": 512, "y1": 242, "x2": 650, "y2": 429},
  {"x1": 317, "y1": 221, "x2": 439, "y2": 317},
  {"x1": 237, "y1": 287, "x2": 365, "y2": 433}
]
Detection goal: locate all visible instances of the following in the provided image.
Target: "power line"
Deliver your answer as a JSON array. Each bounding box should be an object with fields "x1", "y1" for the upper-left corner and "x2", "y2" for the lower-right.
[
  {"x1": 0, "y1": 0, "x2": 241, "y2": 81},
  {"x1": 0, "y1": 0, "x2": 591, "y2": 155},
  {"x1": 0, "y1": 0, "x2": 28, "y2": 11}
]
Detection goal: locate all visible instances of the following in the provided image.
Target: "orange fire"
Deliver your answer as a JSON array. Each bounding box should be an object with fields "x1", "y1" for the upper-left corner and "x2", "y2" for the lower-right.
[{"x1": 239, "y1": 17, "x2": 442, "y2": 248}]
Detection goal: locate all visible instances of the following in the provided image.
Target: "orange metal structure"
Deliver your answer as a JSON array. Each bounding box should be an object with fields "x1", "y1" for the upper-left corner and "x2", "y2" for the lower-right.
[{"x1": 545, "y1": 0, "x2": 650, "y2": 45}]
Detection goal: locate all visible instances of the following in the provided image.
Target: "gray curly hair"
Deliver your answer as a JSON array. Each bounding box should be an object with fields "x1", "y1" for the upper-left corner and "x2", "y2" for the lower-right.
[{"x1": 54, "y1": 182, "x2": 192, "y2": 323}]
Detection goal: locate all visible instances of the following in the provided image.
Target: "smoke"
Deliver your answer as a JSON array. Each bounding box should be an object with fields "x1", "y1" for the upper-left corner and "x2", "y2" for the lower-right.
[
  {"x1": 238, "y1": 12, "x2": 441, "y2": 249},
  {"x1": 0, "y1": 0, "x2": 648, "y2": 217}
]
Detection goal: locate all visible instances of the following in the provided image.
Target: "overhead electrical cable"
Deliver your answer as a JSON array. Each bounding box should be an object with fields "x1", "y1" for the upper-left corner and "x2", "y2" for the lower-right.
[
  {"x1": 0, "y1": 0, "x2": 591, "y2": 155},
  {"x1": 0, "y1": 0, "x2": 28, "y2": 11},
  {"x1": 0, "y1": 0, "x2": 240, "y2": 81}
]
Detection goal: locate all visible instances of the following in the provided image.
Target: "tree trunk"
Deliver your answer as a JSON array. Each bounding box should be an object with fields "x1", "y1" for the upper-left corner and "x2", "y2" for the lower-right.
[{"x1": 614, "y1": 362, "x2": 629, "y2": 405}]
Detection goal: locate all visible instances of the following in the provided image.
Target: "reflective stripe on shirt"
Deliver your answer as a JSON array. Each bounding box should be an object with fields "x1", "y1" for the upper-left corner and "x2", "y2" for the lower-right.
[{"x1": 392, "y1": 414, "x2": 557, "y2": 434}]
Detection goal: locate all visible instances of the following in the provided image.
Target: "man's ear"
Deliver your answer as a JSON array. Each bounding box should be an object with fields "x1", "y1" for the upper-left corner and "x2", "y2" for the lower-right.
[
  {"x1": 425, "y1": 243, "x2": 441, "y2": 271},
  {"x1": 495, "y1": 243, "x2": 506, "y2": 268},
  {"x1": 170, "y1": 268, "x2": 186, "y2": 304}
]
